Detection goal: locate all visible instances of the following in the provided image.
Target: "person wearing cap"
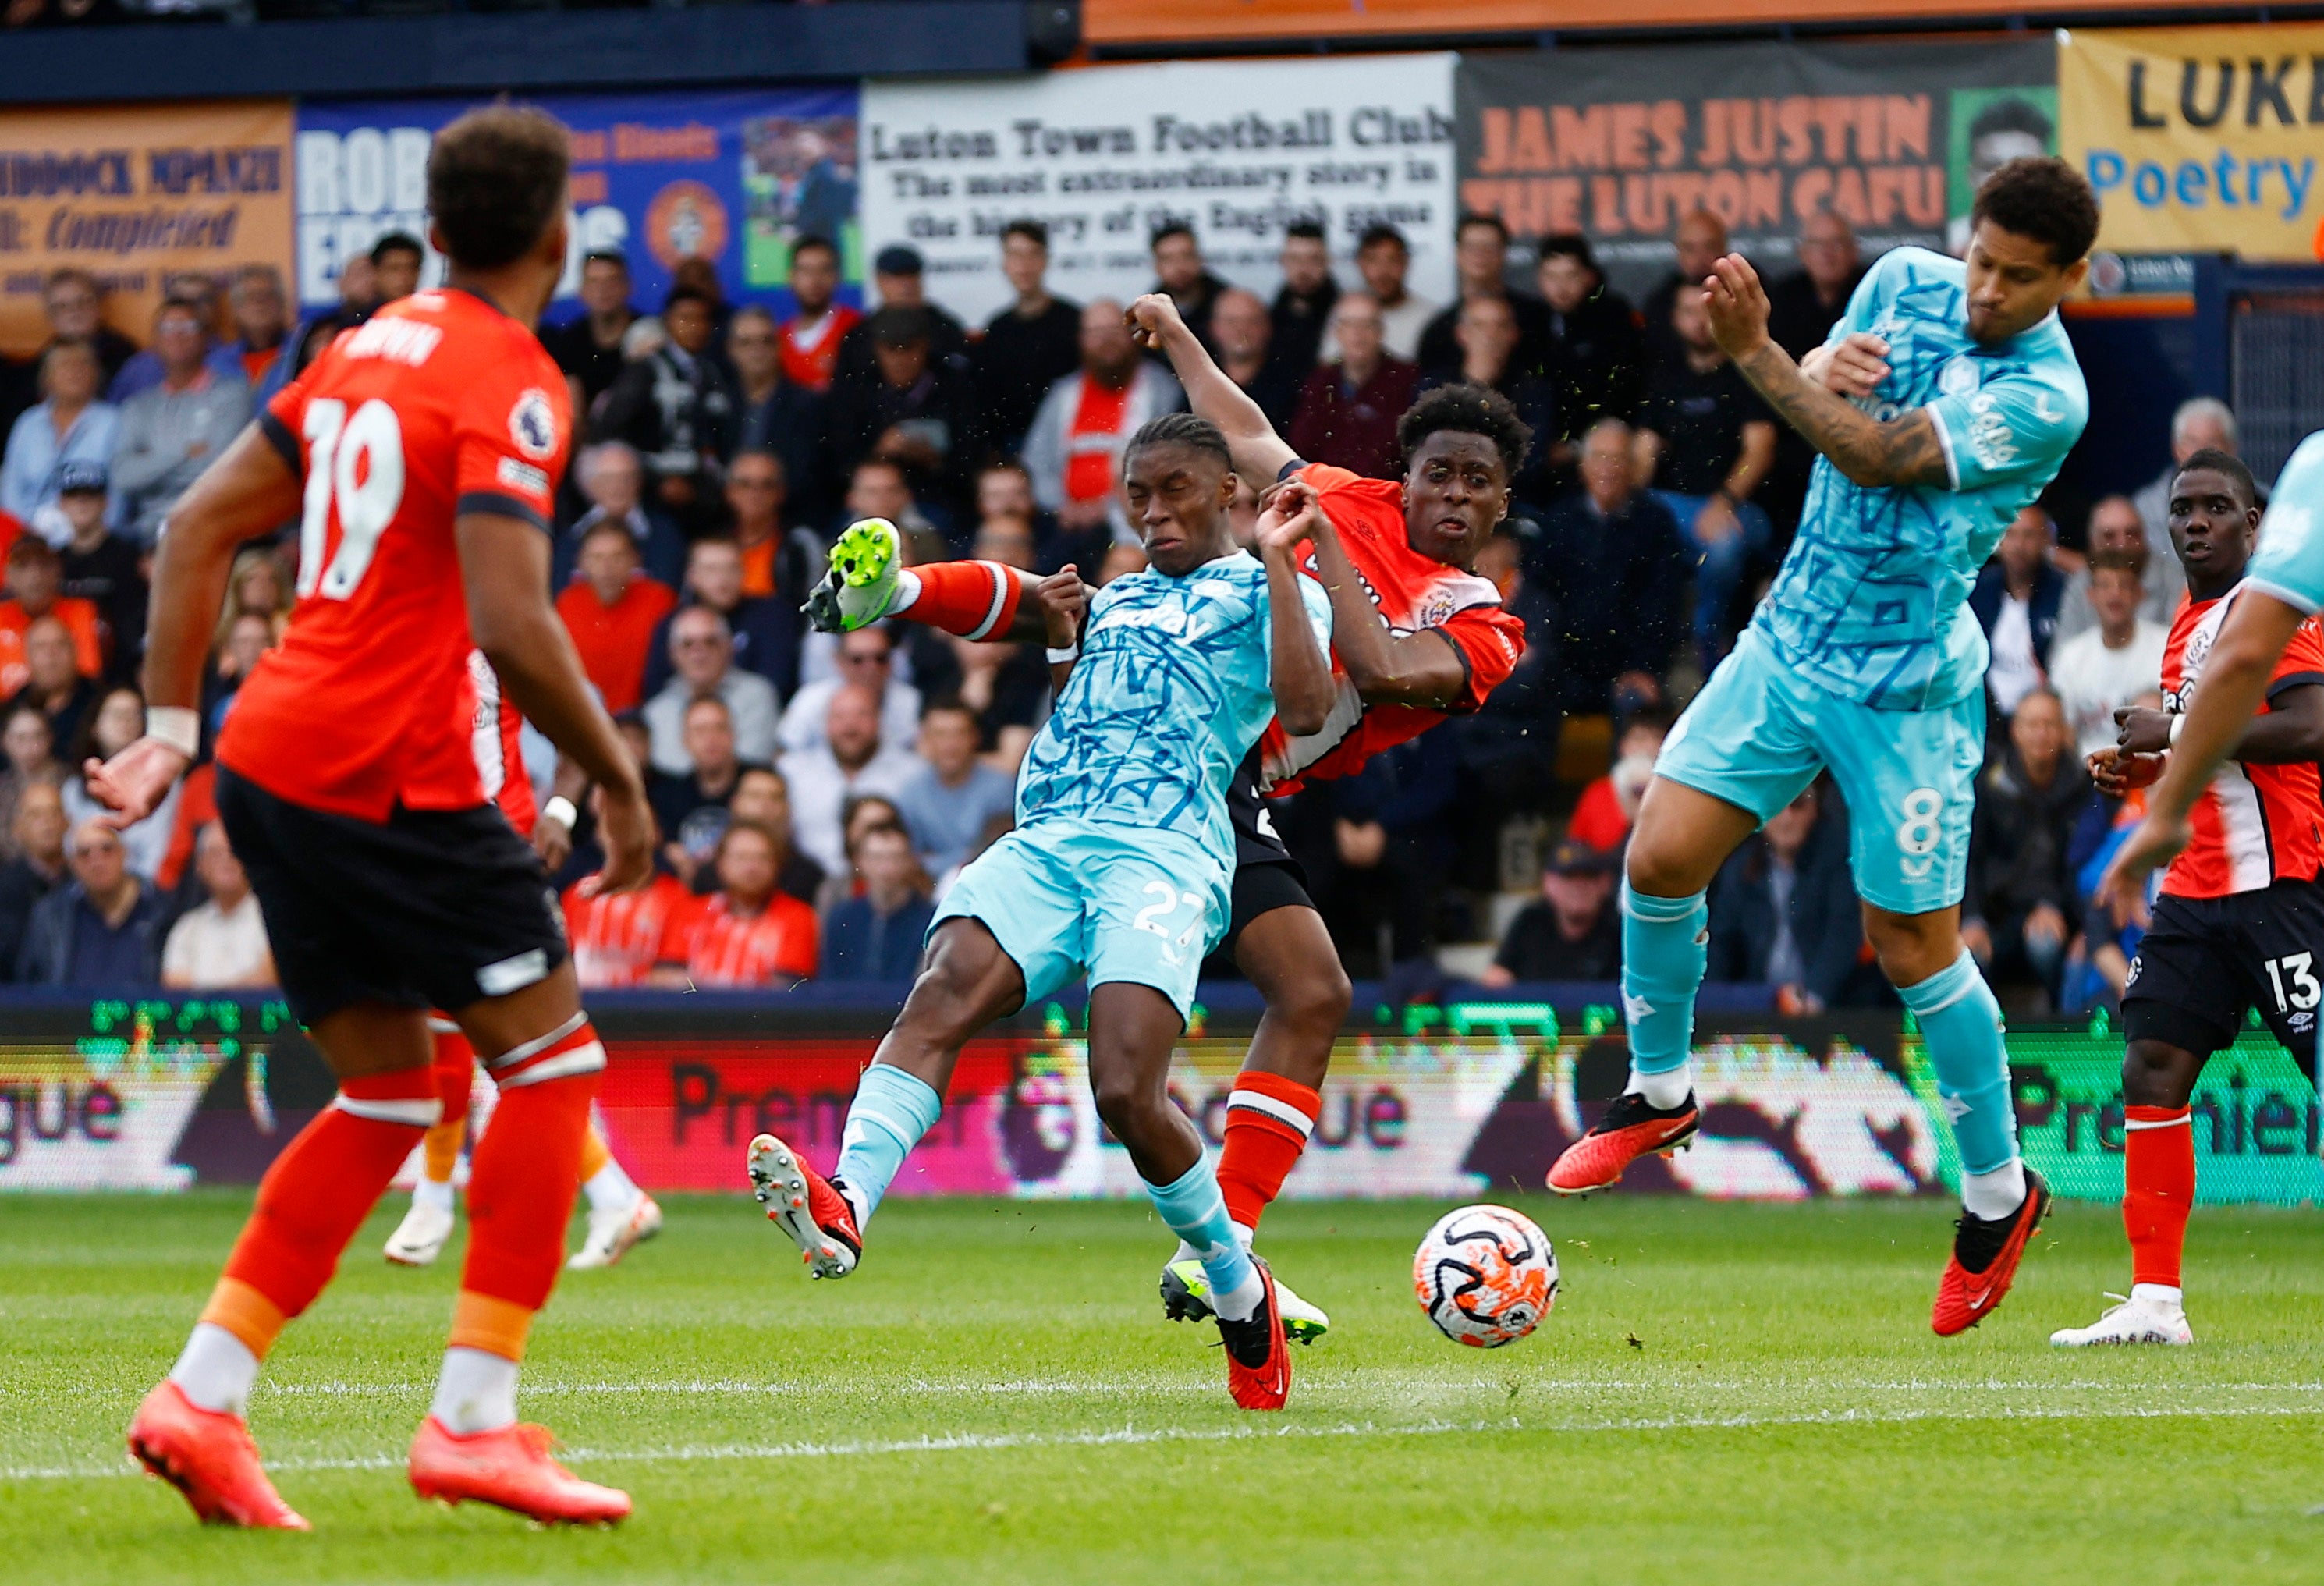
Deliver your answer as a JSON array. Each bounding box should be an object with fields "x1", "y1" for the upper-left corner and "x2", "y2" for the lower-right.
[
  {"x1": 0, "y1": 536, "x2": 102, "y2": 697},
  {"x1": 1480, "y1": 837, "x2": 1623, "y2": 985},
  {"x1": 1, "y1": 338, "x2": 117, "y2": 548},
  {"x1": 834, "y1": 243, "x2": 970, "y2": 397},
  {"x1": 828, "y1": 304, "x2": 983, "y2": 530},
  {"x1": 593, "y1": 282, "x2": 738, "y2": 533},
  {"x1": 51, "y1": 460, "x2": 143, "y2": 683}
]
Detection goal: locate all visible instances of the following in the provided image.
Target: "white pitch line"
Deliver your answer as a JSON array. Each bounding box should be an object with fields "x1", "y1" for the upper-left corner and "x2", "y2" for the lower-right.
[{"x1": 9, "y1": 1400, "x2": 2324, "y2": 1485}]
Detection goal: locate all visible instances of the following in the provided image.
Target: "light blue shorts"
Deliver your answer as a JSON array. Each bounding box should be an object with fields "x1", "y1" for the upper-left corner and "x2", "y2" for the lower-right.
[
  {"x1": 930, "y1": 820, "x2": 1228, "y2": 1020},
  {"x1": 1655, "y1": 626, "x2": 1985, "y2": 916}
]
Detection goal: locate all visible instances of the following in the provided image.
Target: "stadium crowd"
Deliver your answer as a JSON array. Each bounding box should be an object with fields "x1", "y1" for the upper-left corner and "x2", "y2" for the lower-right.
[{"x1": 0, "y1": 210, "x2": 2229, "y2": 1010}]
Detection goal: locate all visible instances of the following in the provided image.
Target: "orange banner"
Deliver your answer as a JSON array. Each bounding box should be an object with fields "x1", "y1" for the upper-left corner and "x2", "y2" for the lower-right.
[{"x1": 0, "y1": 100, "x2": 294, "y2": 360}]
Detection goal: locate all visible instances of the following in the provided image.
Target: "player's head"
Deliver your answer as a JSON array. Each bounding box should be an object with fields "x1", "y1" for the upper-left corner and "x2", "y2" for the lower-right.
[
  {"x1": 424, "y1": 106, "x2": 571, "y2": 296},
  {"x1": 1961, "y1": 156, "x2": 2097, "y2": 344},
  {"x1": 1395, "y1": 384, "x2": 1531, "y2": 569},
  {"x1": 1121, "y1": 413, "x2": 1235, "y2": 576},
  {"x1": 2167, "y1": 445, "x2": 2262, "y2": 591}
]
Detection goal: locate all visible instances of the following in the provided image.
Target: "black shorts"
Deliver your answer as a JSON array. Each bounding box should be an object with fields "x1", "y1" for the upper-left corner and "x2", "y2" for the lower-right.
[
  {"x1": 2121, "y1": 877, "x2": 2324, "y2": 1065},
  {"x1": 1224, "y1": 753, "x2": 1315, "y2": 950},
  {"x1": 215, "y1": 766, "x2": 569, "y2": 1027}
]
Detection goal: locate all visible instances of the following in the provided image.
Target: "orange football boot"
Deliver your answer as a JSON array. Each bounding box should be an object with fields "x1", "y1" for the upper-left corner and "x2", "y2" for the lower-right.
[
  {"x1": 1547, "y1": 1090, "x2": 1701, "y2": 1194},
  {"x1": 1932, "y1": 1169, "x2": 2053, "y2": 1336},
  {"x1": 126, "y1": 1380, "x2": 309, "y2": 1531},
  {"x1": 1219, "y1": 1256, "x2": 1291, "y2": 1411},
  {"x1": 747, "y1": 1133, "x2": 862, "y2": 1279},
  {"x1": 408, "y1": 1417, "x2": 630, "y2": 1524}
]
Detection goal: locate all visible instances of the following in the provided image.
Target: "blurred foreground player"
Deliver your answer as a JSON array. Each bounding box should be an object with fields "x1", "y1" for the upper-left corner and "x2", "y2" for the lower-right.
[
  {"x1": 98, "y1": 108, "x2": 654, "y2": 1527},
  {"x1": 1547, "y1": 158, "x2": 2096, "y2": 1337},
  {"x1": 2056, "y1": 451, "x2": 2324, "y2": 1347},
  {"x1": 753, "y1": 414, "x2": 1335, "y2": 1410}
]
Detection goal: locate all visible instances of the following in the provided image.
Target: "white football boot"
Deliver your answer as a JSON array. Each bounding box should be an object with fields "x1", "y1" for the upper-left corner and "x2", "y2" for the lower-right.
[
  {"x1": 568, "y1": 1193, "x2": 663, "y2": 1270},
  {"x1": 2050, "y1": 1288, "x2": 2194, "y2": 1347},
  {"x1": 1160, "y1": 1257, "x2": 1330, "y2": 1344},
  {"x1": 384, "y1": 1198, "x2": 456, "y2": 1267}
]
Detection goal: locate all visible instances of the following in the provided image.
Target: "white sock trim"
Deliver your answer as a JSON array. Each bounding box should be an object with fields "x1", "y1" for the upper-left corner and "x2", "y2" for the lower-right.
[
  {"x1": 169, "y1": 1323, "x2": 261, "y2": 1417},
  {"x1": 333, "y1": 1094, "x2": 441, "y2": 1127},
  {"x1": 413, "y1": 1174, "x2": 456, "y2": 1212},
  {"x1": 497, "y1": 1041, "x2": 606, "y2": 1088},
  {"x1": 431, "y1": 1347, "x2": 519, "y2": 1435},
  {"x1": 1627, "y1": 1065, "x2": 1692, "y2": 1110},
  {"x1": 485, "y1": 1012, "x2": 587, "y2": 1072},
  {"x1": 1961, "y1": 1158, "x2": 2028, "y2": 1220},
  {"x1": 965, "y1": 562, "x2": 1013, "y2": 641},
  {"x1": 2124, "y1": 1112, "x2": 2193, "y2": 1131},
  {"x1": 2129, "y1": 1282, "x2": 2184, "y2": 1307},
  {"x1": 1210, "y1": 1268, "x2": 1265, "y2": 1324},
  {"x1": 1226, "y1": 1088, "x2": 1316, "y2": 1138}
]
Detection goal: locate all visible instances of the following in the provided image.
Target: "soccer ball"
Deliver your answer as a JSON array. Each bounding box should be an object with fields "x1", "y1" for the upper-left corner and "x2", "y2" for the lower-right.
[{"x1": 1412, "y1": 1204, "x2": 1557, "y2": 1347}]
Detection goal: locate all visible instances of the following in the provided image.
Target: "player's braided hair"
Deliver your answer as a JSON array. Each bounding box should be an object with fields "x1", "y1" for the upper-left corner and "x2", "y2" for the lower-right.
[
  {"x1": 1396, "y1": 384, "x2": 1531, "y2": 479},
  {"x1": 1969, "y1": 156, "x2": 2100, "y2": 267},
  {"x1": 1124, "y1": 413, "x2": 1231, "y2": 474},
  {"x1": 2177, "y1": 446, "x2": 2258, "y2": 508},
  {"x1": 427, "y1": 106, "x2": 570, "y2": 271}
]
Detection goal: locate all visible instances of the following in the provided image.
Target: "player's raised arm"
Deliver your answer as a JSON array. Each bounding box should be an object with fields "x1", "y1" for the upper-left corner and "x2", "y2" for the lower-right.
[
  {"x1": 1252, "y1": 482, "x2": 1336, "y2": 736},
  {"x1": 1300, "y1": 502, "x2": 1467, "y2": 710},
  {"x1": 1126, "y1": 293, "x2": 1297, "y2": 490},
  {"x1": 87, "y1": 425, "x2": 302, "y2": 822}
]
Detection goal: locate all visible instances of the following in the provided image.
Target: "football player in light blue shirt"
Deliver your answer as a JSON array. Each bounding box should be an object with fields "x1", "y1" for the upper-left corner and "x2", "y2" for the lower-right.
[
  {"x1": 1550, "y1": 157, "x2": 2101, "y2": 1336},
  {"x1": 747, "y1": 413, "x2": 1336, "y2": 1409}
]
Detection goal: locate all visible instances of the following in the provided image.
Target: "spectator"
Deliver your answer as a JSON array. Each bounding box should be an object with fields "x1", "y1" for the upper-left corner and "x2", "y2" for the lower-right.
[
  {"x1": 1417, "y1": 213, "x2": 1549, "y2": 378},
  {"x1": 212, "y1": 545, "x2": 289, "y2": 650},
  {"x1": 1567, "y1": 706, "x2": 1670, "y2": 851},
  {"x1": 562, "y1": 830, "x2": 693, "y2": 989},
  {"x1": 370, "y1": 231, "x2": 425, "y2": 304},
  {"x1": 2134, "y1": 397, "x2": 2241, "y2": 552},
  {"x1": 9, "y1": 616, "x2": 95, "y2": 750},
  {"x1": 2051, "y1": 554, "x2": 2168, "y2": 758},
  {"x1": 2, "y1": 339, "x2": 116, "y2": 545},
  {"x1": 1535, "y1": 234, "x2": 1648, "y2": 441},
  {"x1": 1705, "y1": 784, "x2": 1863, "y2": 1011},
  {"x1": 642, "y1": 606, "x2": 781, "y2": 774},
  {"x1": 0, "y1": 779, "x2": 64, "y2": 979},
  {"x1": 822, "y1": 821, "x2": 935, "y2": 983},
  {"x1": 39, "y1": 269, "x2": 137, "y2": 388},
  {"x1": 214, "y1": 266, "x2": 291, "y2": 390},
  {"x1": 1417, "y1": 295, "x2": 1559, "y2": 507},
  {"x1": 596, "y1": 286, "x2": 738, "y2": 529},
  {"x1": 1633, "y1": 283, "x2": 1777, "y2": 658},
  {"x1": 917, "y1": 628, "x2": 1051, "y2": 769},
  {"x1": 726, "y1": 307, "x2": 827, "y2": 527},
  {"x1": 541, "y1": 249, "x2": 639, "y2": 421},
  {"x1": 721, "y1": 765, "x2": 826, "y2": 905},
  {"x1": 110, "y1": 298, "x2": 250, "y2": 545},
  {"x1": 1322, "y1": 729, "x2": 1458, "y2": 981},
  {"x1": 726, "y1": 448, "x2": 817, "y2": 612},
  {"x1": 1479, "y1": 837, "x2": 1620, "y2": 985},
  {"x1": 18, "y1": 816, "x2": 163, "y2": 986},
  {"x1": 0, "y1": 704, "x2": 57, "y2": 857},
  {"x1": 203, "y1": 612, "x2": 275, "y2": 738},
  {"x1": 1268, "y1": 220, "x2": 1340, "y2": 377},
  {"x1": 650, "y1": 694, "x2": 768, "y2": 882},
  {"x1": 1449, "y1": 532, "x2": 1563, "y2": 836},
  {"x1": 1964, "y1": 687, "x2": 2088, "y2": 999},
  {"x1": 105, "y1": 275, "x2": 231, "y2": 408},
  {"x1": 160, "y1": 822, "x2": 274, "y2": 989},
  {"x1": 775, "y1": 236, "x2": 861, "y2": 394},
  {"x1": 827, "y1": 305, "x2": 981, "y2": 521},
  {"x1": 554, "y1": 441, "x2": 685, "y2": 591},
  {"x1": 1533, "y1": 419, "x2": 1688, "y2": 716},
  {"x1": 1148, "y1": 223, "x2": 1231, "y2": 349},
  {"x1": 1095, "y1": 543, "x2": 1148, "y2": 585},
  {"x1": 1763, "y1": 207, "x2": 1867, "y2": 536},
  {"x1": 672, "y1": 257, "x2": 735, "y2": 353},
  {"x1": 0, "y1": 536, "x2": 102, "y2": 694},
  {"x1": 1211, "y1": 288, "x2": 1301, "y2": 435},
  {"x1": 1287, "y1": 293, "x2": 1421, "y2": 481},
  {"x1": 555, "y1": 520, "x2": 678, "y2": 715},
  {"x1": 1971, "y1": 506, "x2": 2065, "y2": 718},
  {"x1": 643, "y1": 533, "x2": 798, "y2": 702},
  {"x1": 1640, "y1": 208, "x2": 1729, "y2": 352},
  {"x1": 977, "y1": 461, "x2": 1051, "y2": 552},
  {"x1": 1021, "y1": 300, "x2": 1182, "y2": 544},
  {"x1": 780, "y1": 623, "x2": 922, "y2": 756},
  {"x1": 2056, "y1": 494, "x2": 2185, "y2": 643},
  {"x1": 651, "y1": 818, "x2": 819, "y2": 988},
  {"x1": 63, "y1": 686, "x2": 177, "y2": 880},
  {"x1": 837, "y1": 245, "x2": 970, "y2": 390},
  {"x1": 52, "y1": 462, "x2": 140, "y2": 681},
  {"x1": 1339, "y1": 222, "x2": 1436, "y2": 364},
  {"x1": 892, "y1": 697, "x2": 1016, "y2": 879},
  {"x1": 974, "y1": 220, "x2": 1083, "y2": 459},
  {"x1": 779, "y1": 683, "x2": 923, "y2": 876}
]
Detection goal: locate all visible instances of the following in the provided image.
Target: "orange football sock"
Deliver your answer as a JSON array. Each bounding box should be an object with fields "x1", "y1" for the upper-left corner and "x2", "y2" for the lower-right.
[
  {"x1": 215, "y1": 1065, "x2": 440, "y2": 1342},
  {"x1": 577, "y1": 1123, "x2": 612, "y2": 1184},
  {"x1": 460, "y1": 1028, "x2": 602, "y2": 1331},
  {"x1": 422, "y1": 1022, "x2": 476, "y2": 1183},
  {"x1": 2124, "y1": 1104, "x2": 2194, "y2": 1290},
  {"x1": 895, "y1": 559, "x2": 1020, "y2": 640},
  {"x1": 1215, "y1": 1071, "x2": 1322, "y2": 1233}
]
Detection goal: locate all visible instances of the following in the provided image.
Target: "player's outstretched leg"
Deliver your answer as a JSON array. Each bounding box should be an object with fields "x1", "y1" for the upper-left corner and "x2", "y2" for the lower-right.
[
  {"x1": 804, "y1": 518, "x2": 1024, "y2": 641},
  {"x1": 568, "y1": 1118, "x2": 662, "y2": 1270},
  {"x1": 386, "y1": 1018, "x2": 477, "y2": 1267}
]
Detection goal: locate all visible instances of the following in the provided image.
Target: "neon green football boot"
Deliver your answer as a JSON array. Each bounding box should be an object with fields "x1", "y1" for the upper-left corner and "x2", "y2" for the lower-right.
[
  {"x1": 803, "y1": 516, "x2": 904, "y2": 633},
  {"x1": 1161, "y1": 1257, "x2": 1331, "y2": 1344}
]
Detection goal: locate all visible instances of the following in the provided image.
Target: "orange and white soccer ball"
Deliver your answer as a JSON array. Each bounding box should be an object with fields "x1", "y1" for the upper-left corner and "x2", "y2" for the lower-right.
[{"x1": 1413, "y1": 1204, "x2": 1557, "y2": 1347}]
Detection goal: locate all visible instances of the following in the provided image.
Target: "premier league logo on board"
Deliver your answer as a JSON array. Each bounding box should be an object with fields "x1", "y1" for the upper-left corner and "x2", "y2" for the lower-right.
[{"x1": 508, "y1": 389, "x2": 559, "y2": 460}]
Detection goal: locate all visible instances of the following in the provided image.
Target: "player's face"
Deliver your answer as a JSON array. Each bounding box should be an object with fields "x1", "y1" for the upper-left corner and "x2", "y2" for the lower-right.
[
  {"x1": 1962, "y1": 220, "x2": 2087, "y2": 344},
  {"x1": 1402, "y1": 431, "x2": 1509, "y2": 569},
  {"x1": 2167, "y1": 466, "x2": 2259, "y2": 585},
  {"x1": 1123, "y1": 442, "x2": 1234, "y2": 577}
]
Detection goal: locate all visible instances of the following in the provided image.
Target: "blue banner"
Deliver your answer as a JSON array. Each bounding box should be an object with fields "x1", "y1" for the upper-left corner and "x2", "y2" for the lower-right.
[{"x1": 293, "y1": 88, "x2": 860, "y2": 320}]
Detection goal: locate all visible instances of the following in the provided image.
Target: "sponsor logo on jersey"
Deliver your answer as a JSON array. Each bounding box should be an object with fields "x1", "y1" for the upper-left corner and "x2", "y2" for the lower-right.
[
  {"x1": 496, "y1": 456, "x2": 549, "y2": 496},
  {"x1": 508, "y1": 388, "x2": 559, "y2": 459}
]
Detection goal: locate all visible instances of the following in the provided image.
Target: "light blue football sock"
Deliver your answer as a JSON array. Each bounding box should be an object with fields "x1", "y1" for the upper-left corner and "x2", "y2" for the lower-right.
[
  {"x1": 1146, "y1": 1155, "x2": 1261, "y2": 1322},
  {"x1": 832, "y1": 1063, "x2": 942, "y2": 1226},
  {"x1": 1899, "y1": 949, "x2": 2021, "y2": 1187},
  {"x1": 1621, "y1": 883, "x2": 1708, "y2": 1106}
]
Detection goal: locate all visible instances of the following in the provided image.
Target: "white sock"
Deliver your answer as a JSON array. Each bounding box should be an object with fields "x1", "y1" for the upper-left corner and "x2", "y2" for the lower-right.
[
  {"x1": 1210, "y1": 1268, "x2": 1265, "y2": 1324},
  {"x1": 169, "y1": 1323, "x2": 260, "y2": 1417},
  {"x1": 582, "y1": 1158, "x2": 640, "y2": 1215},
  {"x1": 430, "y1": 1347, "x2": 519, "y2": 1435},
  {"x1": 2130, "y1": 1282, "x2": 2184, "y2": 1308},
  {"x1": 413, "y1": 1174, "x2": 455, "y2": 1213},
  {"x1": 1627, "y1": 1064, "x2": 1692, "y2": 1110},
  {"x1": 889, "y1": 568, "x2": 924, "y2": 612},
  {"x1": 1961, "y1": 1158, "x2": 2028, "y2": 1221}
]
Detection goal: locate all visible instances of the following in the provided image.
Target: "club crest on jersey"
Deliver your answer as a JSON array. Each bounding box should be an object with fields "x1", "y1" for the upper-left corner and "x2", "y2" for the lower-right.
[
  {"x1": 1938, "y1": 357, "x2": 1978, "y2": 397},
  {"x1": 508, "y1": 389, "x2": 559, "y2": 459},
  {"x1": 1414, "y1": 587, "x2": 1459, "y2": 629}
]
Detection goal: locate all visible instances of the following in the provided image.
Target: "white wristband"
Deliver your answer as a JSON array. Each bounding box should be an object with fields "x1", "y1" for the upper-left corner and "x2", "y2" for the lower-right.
[
  {"x1": 1045, "y1": 644, "x2": 1079, "y2": 665},
  {"x1": 541, "y1": 795, "x2": 578, "y2": 831},
  {"x1": 2168, "y1": 713, "x2": 2186, "y2": 745},
  {"x1": 145, "y1": 706, "x2": 200, "y2": 758}
]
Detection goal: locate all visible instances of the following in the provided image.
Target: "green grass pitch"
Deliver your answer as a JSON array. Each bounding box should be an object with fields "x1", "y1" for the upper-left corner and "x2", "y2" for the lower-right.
[{"x1": 5, "y1": 1190, "x2": 2323, "y2": 1584}]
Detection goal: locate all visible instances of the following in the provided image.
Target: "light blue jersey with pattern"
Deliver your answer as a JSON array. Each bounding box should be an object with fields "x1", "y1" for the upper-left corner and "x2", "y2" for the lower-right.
[
  {"x1": 1755, "y1": 246, "x2": 2088, "y2": 711},
  {"x1": 2246, "y1": 432, "x2": 2324, "y2": 615},
  {"x1": 1016, "y1": 549, "x2": 1331, "y2": 860}
]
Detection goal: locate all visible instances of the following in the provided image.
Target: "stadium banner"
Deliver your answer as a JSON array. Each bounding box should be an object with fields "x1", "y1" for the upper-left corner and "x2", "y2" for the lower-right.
[
  {"x1": 1455, "y1": 40, "x2": 2056, "y2": 300},
  {"x1": 0, "y1": 100, "x2": 295, "y2": 361},
  {"x1": 293, "y1": 88, "x2": 860, "y2": 320},
  {"x1": 7, "y1": 996, "x2": 2313, "y2": 1206},
  {"x1": 2058, "y1": 25, "x2": 2324, "y2": 263},
  {"x1": 857, "y1": 55, "x2": 1458, "y2": 322}
]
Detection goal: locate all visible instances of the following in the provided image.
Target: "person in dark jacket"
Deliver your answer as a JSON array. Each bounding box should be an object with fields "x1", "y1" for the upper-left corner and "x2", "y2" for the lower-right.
[
  {"x1": 821, "y1": 822, "x2": 935, "y2": 981},
  {"x1": 1533, "y1": 233, "x2": 1648, "y2": 442},
  {"x1": 1481, "y1": 837, "x2": 1622, "y2": 985},
  {"x1": 825, "y1": 305, "x2": 984, "y2": 529},
  {"x1": 1968, "y1": 506, "x2": 2067, "y2": 718},
  {"x1": 19, "y1": 815, "x2": 162, "y2": 985},
  {"x1": 0, "y1": 778, "x2": 66, "y2": 981},
  {"x1": 1964, "y1": 687, "x2": 2091, "y2": 1000},
  {"x1": 1706, "y1": 782, "x2": 1865, "y2": 1010},
  {"x1": 1416, "y1": 213, "x2": 1552, "y2": 381},
  {"x1": 1531, "y1": 419, "x2": 1689, "y2": 716},
  {"x1": 974, "y1": 221, "x2": 1083, "y2": 459},
  {"x1": 594, "y1": 285, "x2": 739, "y2": 533}
]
